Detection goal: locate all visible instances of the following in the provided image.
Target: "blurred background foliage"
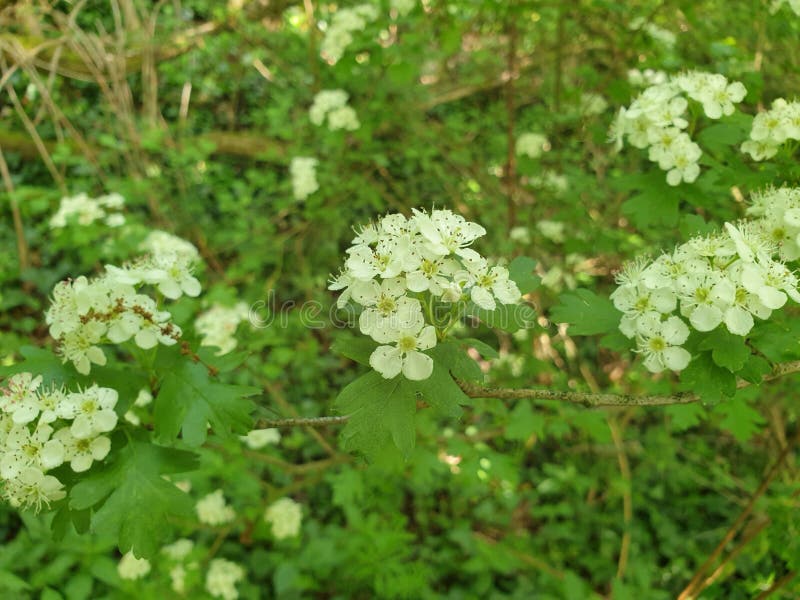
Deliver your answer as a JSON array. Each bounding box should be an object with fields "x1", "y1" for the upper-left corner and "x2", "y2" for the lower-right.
[{"x1": 0, "y1": 0, "x2": 798, "y2": 598}]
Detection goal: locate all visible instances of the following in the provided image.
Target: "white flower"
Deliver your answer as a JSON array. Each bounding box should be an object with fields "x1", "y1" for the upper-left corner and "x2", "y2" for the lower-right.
[
  {"x1": 140, "y1": 230, "x2": 200, "y2": 264},
  {"x1": 636, "y1": 315, "x2": 691, "y2": 373},
  {"x1": 53, "y1": 428, "x2": 111, "y2": 472},
  {"x1": 196, "y1": 489, "x2": 236, "y2": 525},
  {"x1": 515, "y1": 133, "x2": 549, "y2": 158},
  {"x1": 162, "y1": 539, "x2": 194, "y2": 561},
  {"x1": 464, "y1": 258, "x2": 522, "y2": 311},
  {"x1": 264, "y1": 497, "x2": 303, "y2": 539},
  {"x1": 740, "y1": 258, "x2": 800, "y2": 309},
  {"x1": 196, "y1": 303, "x2": 249, "y2": 355},
  {"x1": 677, "y1": 270, "x2": 735, "y2": 331},
  {"x1": 0, "y1": 424, "x2": 64, "y2": 478},
  {"x1": 290, "y1": 157, "x2": 319, "y2": 200},
  {"x1": 206, "y1": 559, "x2": 245, "y2": 600},
  {"x1": 117, "y1": 552, "x2": 151, "y2": 580},
  {"x1": 352, "y1": 278, "x2": 424, "y2": 343},
  {"x1": 2, "y1": 467, "x2": 66, "y2": 511},
  {"x1": 241, "y1": 428, "x2": 281, "y2": 449},
  {"x1": 412, "y1": 208, "x2": 486, "y2": 258},
  {"x1": 57, "y1": 385, "x2": 118, "y2": 439},
  {"x1": 369, "y1": 323, "x2": 437, "y2": 380},
  {"x1": 0, "y1": 373, "x2": 43, "y2": 424}
]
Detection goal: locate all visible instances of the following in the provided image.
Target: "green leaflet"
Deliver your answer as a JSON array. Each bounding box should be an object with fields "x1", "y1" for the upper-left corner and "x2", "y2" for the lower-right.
[
  {"x1": 334, "y1": 356, "x2": 469, "y2": 460},
  {"x1": 550, "y1": 289, "x2": 621, "y2": 335},
  {"x1": 69, "y1": 431, "x2": 199, "y2": 558},
  {"x1": 154, "y1": 361, "x2": 259, "y2": 446}
]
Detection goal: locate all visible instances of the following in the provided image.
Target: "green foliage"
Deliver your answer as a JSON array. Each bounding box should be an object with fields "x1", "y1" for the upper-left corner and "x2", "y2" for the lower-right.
[
  {"x1": 550, "y1": 289, "x2": 621, "y2": 335},
  {"x1": 69, "y1": 431, "x2": 198, "y2": 558}
]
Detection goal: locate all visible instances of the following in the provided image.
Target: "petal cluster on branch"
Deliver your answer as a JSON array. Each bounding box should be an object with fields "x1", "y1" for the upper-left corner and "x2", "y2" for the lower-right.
[
  {"x1": 264, "y1": 497, "x2": 303, "y2": 540},
  {"x1": 206, "y1": 558, "x2": 246, "y2": 600},
  {"x1": 309, "y1": 89, "x2": 360, "y2": 131},
  {"x1": 612, "y1": 188, "x2": 800, "y2": 372},
  {"x1": 741, "y1": 98, "x2": 800, "y2": 161},
  {"x1": 195, "y1": 302, "x2": 250, "y2": 356},
  {"x1": 290, "y1": 157, "x2": 319, "y2": 200},
  {"x1": 328, "y1": 209, "x2": 522, "y2": 381},
  {"x1": 46, "y1": 235, "x2": 201, "y2": 374},
  {"x1": 0, "y1": 374, "x2": 118, "y2": 511},
  {"x1": 611, "y1": 71, "x2": 747, "y2": 185},
  {"x1": 320, "y1": 4, "x2": 379, "y2": 63},
  {"x1": 50, "y1": 192, "x2": 126, "y2": 229}
]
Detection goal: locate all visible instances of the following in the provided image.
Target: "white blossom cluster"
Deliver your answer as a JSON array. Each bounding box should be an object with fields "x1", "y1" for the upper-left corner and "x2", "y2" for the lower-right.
[
  {"x1": 740, "y1": 98, "x2": 800, "y2": 161},
  {"x1": 309, "y1": 89, "x2": 360, "y2": 131},
  {"x1": 612, "y1": 200, "x2": 800, "y2": 373},
  {"x1": 515, "y1": 133, "x2": 550, "y2": 159},
  {"x1": 140, "y1": 230, "x2": 201, "y2": 264},
  {"x1": 328, "y1": 209, "x2": 522, "y2": 381},
  {"x1": 195, "y1": 302, "x2": 250, "y2": 356},
  {"x1": 320, "y1": 4, "x2": 379, "y2": 63},
  {"x1": 161, "y1": 538, "x2": 197, "y2": 594},
  {"x1": 264, "y1": 497, "x2": 303, "y2": 540},
  {"x1": 746, "y1": 187, "x2": 800, "y2": 261},
  {"x1": 290, "y1": 156, "x2": 319, "y2": 200},
  {"x1": 118, "y1": 551, "x2": 151, "y2": 580},
  {"x1": 240, "y1": 427, "x2": 281, "y2": 449},
  {"x1": 629, "y1": 17, "x2": 676, "y2": 48},
  {"x1": 627, "y1": 68, "x2": 668, "y2": 88},
  {"x1": 50, "y1": 192, "x2": 126, "y2": 229},
  {"x1": 206, "y1": 558, "x2": 246, "y2": 600},
  {"x1": 611, "y1": 71, "x2": 747, "y2": 185},
  {"x1": 0, "y1": 374, "x2": 118, "y2": 511},
  {"x1": 195, "y1": 489, "x2": 236, "y2": 525}
]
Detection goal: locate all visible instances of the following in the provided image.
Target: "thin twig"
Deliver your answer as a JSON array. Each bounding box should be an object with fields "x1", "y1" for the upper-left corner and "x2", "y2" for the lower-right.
[
  {"x1": 755, "y1": 571, "x2": 797, "y2": 599},
  {"x1": 255, "y1": 415, "x2": 350, "y2": 428},
  {"x1": 677, "y1": 432, "x2": 799, "y2": 600},
  {"x1": 608, "y1": 416, "x2": 632, "y2": 580},
  {"x1": 0, "y1": 146, "x2": 30, "y2": 271}
]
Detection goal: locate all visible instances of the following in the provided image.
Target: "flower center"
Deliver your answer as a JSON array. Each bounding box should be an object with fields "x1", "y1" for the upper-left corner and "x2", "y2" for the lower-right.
[
  {"x1": 648, "y1": 337, "x2": 666, "y2": 352},
  {"x1": 376, "y1": 295, "x2": 396, "y2": 316},
  {"x1": 421, "y1": 259, "x2": 438, "y2": 276},
  {"x1": 694, "y1": 287, "x2": 710, "y2": 303},
  {"x1": 398, "y1": 336, "x2": 417, "y2": 353}
]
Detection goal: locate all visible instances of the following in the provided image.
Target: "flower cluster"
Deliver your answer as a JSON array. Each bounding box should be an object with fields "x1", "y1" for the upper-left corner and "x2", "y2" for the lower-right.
[
  {"x1": 140, "y1": 230, "x2": 201, "y2": 264},
  {"x1": 515, "y1": 132, "x2": 550, "y2": 159},
  {"x1": 746, "y1": 187, "x2": 800, "y2": 261},
  {"x1": 118, "y1": 552, "x2": 151, "y2": 580},
  {"x1": 390, "y1": 0, "x2": 416, "y2": 16},
  {"x1": 627, "y1": 68, "x2": 668, "y2": 88},
  {"x1": 0, "y1": 374, "x2": 118, "y2": 511},
  {"x1": 264, "y1": 497, "x2": 303, "y2": 540},
  {"x1": 241, "y1": 427, "x2": 281, "y2": 449},
  {"x1": 320, "y1": 4, "x2": 378, "y2": 63},
  {"x1": 196, "y1": 489, "x2": 236, "y2": 525},
  {"x1": 290, "y1": 156, "x2": 319, "y2": 200},
  {"x1": 612, "y1": 195, "x2": 800, "y2": 372},
  {"x1": 206, "y1": 558, "x2": 246, "y2": 600},
  {"x1": 740, "y1": 98, "x2": 800, "y2": 161},
  {"x1": 328, "y1": 209, "x2": 522, "y2": 381},
  {"x1": 162, "y1": 538, "x2": 197, "y2": 594},
  {"x1": 309, "y1": 89, "x2": 360, "y2": 131},
  {"x1": 50, "y1": 192, "x2": 125, "y2": 229},
  {"x1": 195, "y1": 302, "x2": 250, "y2": 356},
  {"x1": 611, "y1": 71, "x2": 747, "y2": 185}
]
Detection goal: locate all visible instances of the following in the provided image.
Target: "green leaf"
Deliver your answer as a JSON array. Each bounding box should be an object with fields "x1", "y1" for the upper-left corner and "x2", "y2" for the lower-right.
[
  {"x1": 69, "y1": 432, "x2": 198, "y2": 558},
  {"x1": 698, "y1": 327, "x2": 751, "y2": 372},
  {"x1": 462, "y1": 337, "x2": 499, "y2": 359},
  {"x1": 550, "y1": 289, "x2": 621, "y2": 335},
  {"x1": 738, "y1": 354, "x2": 772, "y2": 384},
  {"x1": 428, "y1": 339, "x2": 482, "y2": 382},
  {"x1": 714, "y1": 395, "x2": 765, "y2": 442},
  {"x1": 330, "y1": 333, "x2": 378, "y2": 366},
  {"x1": 0, "y1": 346, "x2": 77, "y2": 386},
  {"x1": 505, "y1": 402, "x2": 544, "y2": 441},
  {"x1": 414, "y1": 359, "x2": 466, "y2": 417},
  {"x1": 472, "y1": 302, "x2": 537, "y2": 333},
  {"x1": 507, "y1": 256, "x2": 540, "y2": 294},
  {"x1": 622, "y1": 188, "x2": 680, "y2": 228},
  {"x1": 679, "y1": 352, "x2": 736, "y2": 404},
  {"x1": 664, "y1": 403, "x2": 707, "y2": 432},
  {"x1": 334, "y1": 372, "x2": 416, "y2": 459},
  {"x1": 154, "y1": 361, "x2": 259, "y2": 446}
]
